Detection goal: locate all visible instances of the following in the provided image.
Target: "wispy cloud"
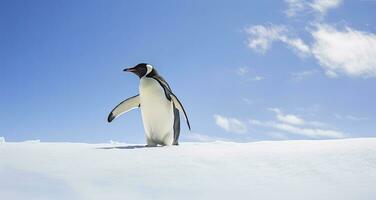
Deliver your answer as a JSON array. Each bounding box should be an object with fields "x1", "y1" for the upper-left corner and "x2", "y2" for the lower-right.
[
  {"x1": 236, "y1": 67, "x2": 265, "y2": 81},
  {"x1": 214, "y1": 114, "x2": 248, "y2": 134},
  {"x1": 245, "y1": 24, "x2": 311, "y2": 56},
  {"x1": 270, "y1": 107, "x2": 329, "y2": 127},
  {"x1": 335, "y1": 114, "x2": 367, "y2": 121},
  {"x1": 250, "y1": 108, "x2": 346, "y2": 139},
  {"x1": 346, "y1": 115, "x2": 366, "y2": 121},
  {"x1": 310, "y1": 0, "x2": 342, "y2": 15},
  {"x1": 245, "y1": 25, "x2": 287, "y2": 53},
  {"x1": 250, "y1": 119, "x2": 345, "y2": 139},
  {"x1": 284, "y1": 0, "x2": 306, "y2": 17},
  {"x1": 284, "y1": 0, "x2": 342, "y2": 18},
  {"x1": 269, "y1": 108, "x2": 305, "y2": 126}
]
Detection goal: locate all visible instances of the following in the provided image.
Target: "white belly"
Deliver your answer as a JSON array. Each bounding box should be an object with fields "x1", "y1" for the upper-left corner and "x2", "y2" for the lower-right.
[{"x1": 139, "y1": 77, "x2": 174, "y2": 145}]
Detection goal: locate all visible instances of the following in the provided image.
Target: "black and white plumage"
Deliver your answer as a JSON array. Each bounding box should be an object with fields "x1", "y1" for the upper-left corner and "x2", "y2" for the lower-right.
[{"x1": 108, "y1": 63, "x2": 190, "y2": 146}]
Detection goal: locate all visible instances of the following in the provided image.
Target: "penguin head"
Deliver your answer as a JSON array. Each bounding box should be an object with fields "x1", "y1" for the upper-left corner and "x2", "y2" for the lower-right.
[{"x1": 124, "y1": 63, "x2": 155, "y2": 78}]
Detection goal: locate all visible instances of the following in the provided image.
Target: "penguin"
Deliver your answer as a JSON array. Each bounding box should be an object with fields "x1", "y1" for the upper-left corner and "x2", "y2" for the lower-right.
[{"x1": 107, "y1": 63, "x2": 191, "y2": 146}]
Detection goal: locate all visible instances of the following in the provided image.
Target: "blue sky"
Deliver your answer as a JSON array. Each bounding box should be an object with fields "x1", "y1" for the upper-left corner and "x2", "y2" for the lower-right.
[{"x1": 1, "y1": 0, "x2": 375, "y2": 143}]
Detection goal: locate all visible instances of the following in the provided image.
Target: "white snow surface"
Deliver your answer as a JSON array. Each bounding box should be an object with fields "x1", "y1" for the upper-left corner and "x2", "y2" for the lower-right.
[{"x1": 1, "y1": 138, "x2": 375, "y2": 200}]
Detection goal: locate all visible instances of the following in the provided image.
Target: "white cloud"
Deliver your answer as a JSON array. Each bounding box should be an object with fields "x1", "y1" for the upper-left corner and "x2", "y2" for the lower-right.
[
  {"x1": 245, "y1": 24, "x2": 311, "y2": 56},
  {"x1": 251, "y1": 76, "x2": 265, "y2": 81},
  {"x1": 0, "y1": 137, "x2": 5, "y2": 144},
  {"x1": 250, "y1": 119, "x2": 346, "y2": 139},
  {"x1": 271, "y1": 108, "x2": 329, "y2": 128},
  {"x1": 291, "y1": 70, "x2": 318, "y2": 81},
  {"x1": 311, "y1": 24, "x2": 376, "y2": 78},
  {"x1": 285, "y1": 0, "x2": 342, "y2": 17},
  {"x1": 278, "y1": 114, "x2": 305, "y2": 126},
  {"x1": 335, "y1": 114, "x2": 367, "y2": 121},
  {"x1": 214, "y1": 114, "x2": 247, "y2": 134},
  {"x1": 247, "y1": 1, "x2": 376, "y2": 79},
  {"x1": 250, "y1": 108, "x2": 346, "y2": 139},
  {"x1": 306, "y1": 121, "x2": 329, "y2": 128},
  {"x1": 269, "y1": 108, "x2": 305, "y2": 126},
  {"x1": 246, "y1": 23, "x2": 376, "y2": 78},
  {"x1": 245, "y1": 25, "x2": 287, "y2": 53},
  {"x1": 345, "y1": 115, "x2": 366, "y2": 121},
  {"x1": 285, "y1": 0, "x2": 306, "y2": 17},
  {"x1": 249, "y1": 119, "x2": 266, "y2": 126},
  {"x1": 280, "y1": 36, "x2": 311, "y2": 56},
  {"x1": 273, "y1": 122, "x2": 345, "y2": 138},
  {"x1": 309, "y1": 0, "x2": 342, "y2": 15}
]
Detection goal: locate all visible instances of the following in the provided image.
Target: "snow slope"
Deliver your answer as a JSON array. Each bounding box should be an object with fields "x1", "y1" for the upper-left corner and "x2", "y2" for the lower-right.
[{"x1": 0, "y1": 138, "x2": 375, "y2": 200}]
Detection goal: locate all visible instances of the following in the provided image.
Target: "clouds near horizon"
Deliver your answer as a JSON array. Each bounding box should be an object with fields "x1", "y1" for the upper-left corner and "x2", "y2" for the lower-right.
[
  {"x1": 250, "y1": 108, "x2": 346, "y2": 139},
  {"x1": 214, "y1": 115, "x2": 247, "y2": 134}
]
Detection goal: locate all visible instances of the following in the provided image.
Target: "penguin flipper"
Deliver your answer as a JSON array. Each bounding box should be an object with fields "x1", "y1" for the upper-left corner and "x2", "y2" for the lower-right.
[
  {"x1": 170, "y1": 93, "x2": 191, "y2": 131},
  {"x1": 108, "y1": 94, "x2": 140, "y2": 123}
]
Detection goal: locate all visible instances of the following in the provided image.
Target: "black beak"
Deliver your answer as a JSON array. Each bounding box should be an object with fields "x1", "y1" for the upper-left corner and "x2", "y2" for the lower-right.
[{"x1": 123, "y1": 67, "x2": 136, "y2": 73}]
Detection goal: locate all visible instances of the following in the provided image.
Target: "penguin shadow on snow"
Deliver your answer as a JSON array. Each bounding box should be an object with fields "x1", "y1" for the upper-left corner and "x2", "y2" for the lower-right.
[{"x1": 96, "y1": 145, "x2": 164, "y2": 150}]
